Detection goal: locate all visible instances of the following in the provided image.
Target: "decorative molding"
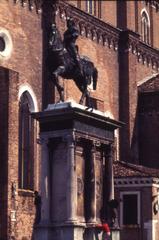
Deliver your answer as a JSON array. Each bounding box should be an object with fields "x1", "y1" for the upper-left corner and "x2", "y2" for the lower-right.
[
  {"x1": 75, "y1": 132, "x2": 112, "y2": 145},
  {"x1": 144, "y1": 0, "x2": 159, "y2": 12},
  {"x1": 0, "y1": 28, "x2": 13, "y2": 60},
  {"x1": 18, "y1": 83, "x2": 39, "y2": 112},
  {"x1": 136, "y1": 41, "x2": 159, "y2": 71},
  {"x1": 121, "y1": 30, "x2": 159, "y2": 71},
  {"x1": 115, "y1": 177, "x2": 159, "y2": 187},
  {"x1": 11, "y1": 0, "x2": 43, "y2": 13},
  {"x1": 57, "y1": 0, "x2": 120, "y2": 51},
  {"x1": 77, "y1": 177, "x2": 84, "y2": 195}
]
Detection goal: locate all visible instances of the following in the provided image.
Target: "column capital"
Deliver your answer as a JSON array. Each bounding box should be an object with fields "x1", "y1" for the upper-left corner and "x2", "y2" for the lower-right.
[
  {"x1": 37, "y1": 137, "x2": 49, "y2": 145},
  {"x1": 105, "y1": 143, "x2": 115, "y2": 158},
  {"x1": 62, "y1": 132, "x2": 76, "y2": 144}
]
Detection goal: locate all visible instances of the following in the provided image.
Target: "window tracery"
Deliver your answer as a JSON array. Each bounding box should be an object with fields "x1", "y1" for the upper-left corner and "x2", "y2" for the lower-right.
[
  {"x1": 18, "y1": 91, "x2": 34, "y2": 190},
  {"x1": 141, "y1": 10, "x2": 150, "y2": 45},
  {"x1": 86, "y1": 0, "x2": 102, "y2": 18}
]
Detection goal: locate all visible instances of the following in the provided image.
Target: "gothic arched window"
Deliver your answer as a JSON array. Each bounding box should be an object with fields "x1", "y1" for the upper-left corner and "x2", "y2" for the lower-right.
[
  {"x1": 18, "y1": 91, "x2": 34, "y2": 190},
  {"x1": 86, "y1": 0, "x2": 102, "y2": 18},
  {"x1": 141, "y1": 10, "x2": 150, "y2": 45}
]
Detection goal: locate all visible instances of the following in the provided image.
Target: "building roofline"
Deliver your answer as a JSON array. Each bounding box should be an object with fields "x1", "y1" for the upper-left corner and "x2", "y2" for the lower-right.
[{"x1": 115, "y1": 176, "x2": 159, "y2": 188}]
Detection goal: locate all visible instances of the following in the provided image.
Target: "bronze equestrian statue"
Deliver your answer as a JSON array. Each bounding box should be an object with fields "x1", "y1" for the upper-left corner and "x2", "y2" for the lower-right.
[{"x1": 48, "y1": 18, "x2": 98, "y2": 106}]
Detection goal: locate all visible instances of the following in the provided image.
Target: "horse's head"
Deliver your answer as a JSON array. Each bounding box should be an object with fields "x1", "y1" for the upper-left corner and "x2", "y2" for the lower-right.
[{"x1": 49, "y1": 24, "x2": 63, "y2": 52}]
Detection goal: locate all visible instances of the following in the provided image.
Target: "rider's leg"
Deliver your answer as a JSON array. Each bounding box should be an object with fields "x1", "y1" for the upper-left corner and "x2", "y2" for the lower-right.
[
  {"x1": 53, "y1": 66, "x2": 65, "y2": 92},
  {"x1": 53, "y1": 66, "x2": 65, "y2": 102}
]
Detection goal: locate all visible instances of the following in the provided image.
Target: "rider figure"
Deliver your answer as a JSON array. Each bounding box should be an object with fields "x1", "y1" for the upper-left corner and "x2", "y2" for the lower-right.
[{"x1": 63, "y1": 18, "x2": 81, "y2": 72}]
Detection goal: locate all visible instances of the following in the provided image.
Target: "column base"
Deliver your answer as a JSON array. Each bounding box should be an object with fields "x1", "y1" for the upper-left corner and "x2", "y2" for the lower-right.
[
  {"x1": 33, "y1": 222, "x2": 86, "y2": 240},
  {"x1": 111, "y1": 228, "x2": 120, "y2": 240},
  {"x1": 33, "y1": 224, "x2": 50, "y2": 240}
]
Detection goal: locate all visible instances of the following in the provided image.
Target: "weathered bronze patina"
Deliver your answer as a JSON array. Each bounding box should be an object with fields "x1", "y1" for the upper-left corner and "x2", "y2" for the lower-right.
[{"x1": 48, "y1": 19, "x2": 98, "y2": 107}]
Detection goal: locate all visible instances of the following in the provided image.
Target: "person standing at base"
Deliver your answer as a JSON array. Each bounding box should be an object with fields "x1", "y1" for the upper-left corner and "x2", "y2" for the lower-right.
[{"x1": 96, "y1": 221, "x2": 111, "y2": 240}]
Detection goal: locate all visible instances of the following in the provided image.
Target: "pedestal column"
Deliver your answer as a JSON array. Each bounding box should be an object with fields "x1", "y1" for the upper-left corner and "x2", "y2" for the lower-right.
[
  {"x1": 89, "y1": 141, "x2": 96, "y2": 223},
  {"x1": 40, "y1": 137, "x2": 50, "y2": 223},
  {"x1": 66, "y1": 133, "x2": 77, "y2": 222},
  {"x1": 107, "y1": 144, "x2": 114, "y2": 201},
  {"x1": 105, "y1": 143, "x2": 120, "y2": 233},
  {"x1": 104, "y1": 143, "x2": 114, "y2": 221}
]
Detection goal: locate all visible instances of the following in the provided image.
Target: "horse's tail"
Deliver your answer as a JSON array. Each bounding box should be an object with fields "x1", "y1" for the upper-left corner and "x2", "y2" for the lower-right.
[{"x1": 93, "y1": 68, "x2": 98, "y2": 90}]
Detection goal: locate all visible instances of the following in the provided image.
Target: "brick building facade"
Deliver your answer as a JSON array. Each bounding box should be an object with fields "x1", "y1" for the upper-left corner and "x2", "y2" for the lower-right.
[{"x1": 0, "y1": 0, "x2": 159, "y2": 240}]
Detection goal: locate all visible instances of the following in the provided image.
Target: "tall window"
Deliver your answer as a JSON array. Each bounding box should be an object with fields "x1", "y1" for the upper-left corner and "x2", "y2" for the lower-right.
[
  {"x1": 19, "y1": 91, "x2": 34, "y2": 190},
  {"x1": 120, "y1": 192, "x2": 140, "y2": 226},
  {"x1": 86, "y1": 0, "x2": 102, "y2": 18},
  {"x1": 77, "y1": 0, "x2": 81, "y2": 9},
  {"x1": 141, "y1": 10, "x2": 150, "y2": 45}
]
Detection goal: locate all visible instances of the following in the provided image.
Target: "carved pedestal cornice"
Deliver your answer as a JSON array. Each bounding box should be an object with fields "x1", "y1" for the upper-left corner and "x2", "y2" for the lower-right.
[{"x1": 57, "y1": 0, "x2": 120, "y2": 51}]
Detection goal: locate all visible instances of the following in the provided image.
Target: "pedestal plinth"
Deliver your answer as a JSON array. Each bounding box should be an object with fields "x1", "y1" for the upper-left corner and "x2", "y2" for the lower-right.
[
  {"x1": 111, "y1": 228, "x2": 120, "y2": 240},
  {"x1": 33, "y1": 101, "x2": 122, "y2": 240}
]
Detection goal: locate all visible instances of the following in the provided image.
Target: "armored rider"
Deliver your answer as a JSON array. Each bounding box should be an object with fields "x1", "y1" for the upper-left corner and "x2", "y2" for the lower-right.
[{"x1": 63, "y1": 18, "x2": 82, "y2": 72}]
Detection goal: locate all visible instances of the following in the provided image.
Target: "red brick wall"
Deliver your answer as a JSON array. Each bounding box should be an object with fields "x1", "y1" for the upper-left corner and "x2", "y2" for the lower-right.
[
  {"x1": 0, "y1": 1, "x2": 43, "y2": 239},
  {"x1": 126, "y1": 1, "x2": 159, "y2": 49},
  {"x1": 0, "y1": 1, "x2": 42, "y2": 106},
  {"x1": 0, "y1": 1, "x2": 158, "y2": 239},
  {"x1": 0, "y1": 67, "x2": 9, "y2": 239}
]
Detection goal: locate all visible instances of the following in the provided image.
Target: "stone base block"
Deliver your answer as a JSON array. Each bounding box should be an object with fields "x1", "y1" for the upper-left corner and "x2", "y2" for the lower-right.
[
  {"x1": 111, "y1": 229, "x2": 120, "y2": 240},
  {"x1": 33, "y1": 223, "x2": 86, "y2": 240}
]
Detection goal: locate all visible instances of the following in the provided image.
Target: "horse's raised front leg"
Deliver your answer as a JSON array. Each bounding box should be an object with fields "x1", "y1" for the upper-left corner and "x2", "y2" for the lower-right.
[
  {"x1": 79, "y1": 89, "x2": 92, "y2": 108},
  {"x1": 79, "y1": 92, "x2": 85, "y2": 105},
  {"x1": 53, "y1": 66, "x2": 65, "y2": 102},
  {"x1": 85, "y1": 90, "x2": 93, "y2": 109},
  {"x1": 54, "y1": 75, "x2": 64, "y2": 102}
]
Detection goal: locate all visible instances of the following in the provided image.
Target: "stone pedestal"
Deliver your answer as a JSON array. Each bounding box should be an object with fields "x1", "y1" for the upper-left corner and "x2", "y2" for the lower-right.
[{"x1": 33, "y1": 101, "x2": 122, "y2": 240}]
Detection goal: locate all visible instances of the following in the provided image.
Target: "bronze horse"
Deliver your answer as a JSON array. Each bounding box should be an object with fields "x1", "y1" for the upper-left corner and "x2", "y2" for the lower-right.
[{"x1": 47, "y1": 23, "x2": 98, "y2": 106}]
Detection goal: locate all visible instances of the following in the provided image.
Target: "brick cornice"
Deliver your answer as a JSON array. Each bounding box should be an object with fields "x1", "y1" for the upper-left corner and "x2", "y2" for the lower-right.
[
  {"x1": 137, "y1": 41, "x2": 159, "y2": 70},
  {"x1": 120, "y1": 30, "x2": 159, "y2": 71},
  {"x1": 57, "y1": 0, "x2": 121, "y2": 51},
  {"x1": 10, "y1": 0, "x2": 43, "y2": 13},
  {"x1": 115, "y1": 177, "x2": 159, "y2": 187},
  {"x1": 144, "y1": 0, "x2": 159, "y2": 12}
]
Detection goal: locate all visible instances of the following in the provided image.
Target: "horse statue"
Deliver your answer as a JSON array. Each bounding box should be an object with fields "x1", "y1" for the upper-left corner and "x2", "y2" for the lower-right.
[{"x1": 47, "y1": 19, "x2": 98, "y2": 107}]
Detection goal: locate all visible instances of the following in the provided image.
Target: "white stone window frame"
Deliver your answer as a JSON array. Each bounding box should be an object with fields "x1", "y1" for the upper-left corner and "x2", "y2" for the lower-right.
[
  {"x1": 120, "y1": 191, "x2": 141, "y2": 227},
  {"x1": 86, "y1": 0, "x2": 102, "y2": 18},
  {"x1": 141, "y1": 8, "x2": 150, "y2": 45},
  {"x1": 0, "y1": 28, "x2": 13, "y2": 60},
  {"x1": 86, "y1": 0, "x2": 95, "y2": 15},
  {"x1": 18, "y1": 84, "x2": 39, "y2": 190},
  {"x1": 18, "y1": 84, "x2": 39, "y2": 113}
]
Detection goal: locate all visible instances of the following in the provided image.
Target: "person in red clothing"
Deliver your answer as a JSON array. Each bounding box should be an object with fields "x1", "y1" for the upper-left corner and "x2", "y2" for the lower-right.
[{"x1": 96, "y1": 222, "x2": 111, "y2": 239}]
